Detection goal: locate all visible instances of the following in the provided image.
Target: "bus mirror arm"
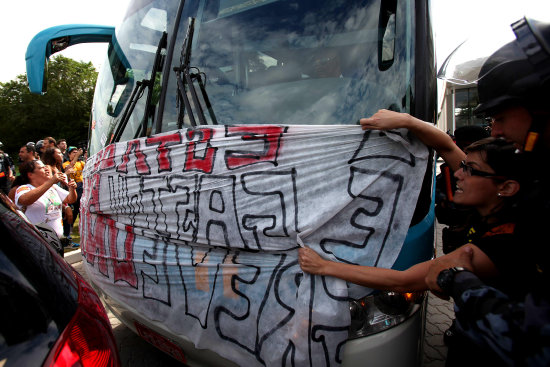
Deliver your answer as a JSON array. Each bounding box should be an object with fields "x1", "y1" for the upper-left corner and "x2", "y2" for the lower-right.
[{"x1": 25, "y1": 24, "x2": 115, "y2": 94}]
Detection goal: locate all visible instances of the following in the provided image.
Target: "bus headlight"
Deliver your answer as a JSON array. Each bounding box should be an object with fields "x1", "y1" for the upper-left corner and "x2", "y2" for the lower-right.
[{"x1": 348, "y1": 291, "x2": 425, "y2": 338}]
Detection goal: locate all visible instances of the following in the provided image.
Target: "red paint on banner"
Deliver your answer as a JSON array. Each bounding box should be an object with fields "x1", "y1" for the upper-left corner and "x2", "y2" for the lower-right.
[
  {"x1": 100, "y1": 144, "x2": 116, "y2": 171},
  {"x1": 85, "y1": 214, "x2": 109, "y2": 276},
  {"x1": 225, "y1": 126, "x2": 285, "y2": 169},
  {"x1": 111, "y1": 225, "x2": 138, "y2": 287},
  {"x1": 146, "y1": 133, "x2": 182, "y2": 172},
  {"x1": 118, "y1": 140, "x2": 151, "y2": 174},
  {"x1": 184, "y1": 128, "x2": 217, "y2": 173}
]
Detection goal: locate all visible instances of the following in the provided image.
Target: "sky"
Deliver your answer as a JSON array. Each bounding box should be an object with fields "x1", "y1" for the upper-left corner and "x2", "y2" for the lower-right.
[
  {"x1": 431, "y1": 0, "x2": 550, "y2": 75},
  {"x1": 0, "y1": 0, "x2": 549, "y2": 84},
  {"x1": 0, "y1": 0, "x2": 131, "y2": 83}
]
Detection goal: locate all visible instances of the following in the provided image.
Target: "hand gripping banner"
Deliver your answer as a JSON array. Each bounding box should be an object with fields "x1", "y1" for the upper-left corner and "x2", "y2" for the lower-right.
[{"x1": 80, "y1": 124, "x2": 428, "y2": 366}]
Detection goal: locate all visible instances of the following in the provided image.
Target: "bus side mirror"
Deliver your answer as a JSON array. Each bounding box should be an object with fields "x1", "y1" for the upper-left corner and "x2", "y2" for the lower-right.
[{"x1": 25, "y1": 24, "x2": 115, "y2": 94}]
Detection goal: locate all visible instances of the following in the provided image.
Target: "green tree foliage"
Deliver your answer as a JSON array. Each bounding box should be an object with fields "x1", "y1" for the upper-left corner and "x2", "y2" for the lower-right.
[{"x1": 0, "y1": 56, "x2": 97, "y2": 157}]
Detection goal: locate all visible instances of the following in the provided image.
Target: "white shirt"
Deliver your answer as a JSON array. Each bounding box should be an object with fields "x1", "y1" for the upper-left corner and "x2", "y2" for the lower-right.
[{"x1": 15, "y1": 184, "x2": 69, "y2": 237}]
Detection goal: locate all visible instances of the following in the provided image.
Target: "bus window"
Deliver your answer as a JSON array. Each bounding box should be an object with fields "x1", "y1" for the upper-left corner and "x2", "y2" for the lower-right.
[{"x1": 157, "y1": 0, "x2": 413, "y2": 131}]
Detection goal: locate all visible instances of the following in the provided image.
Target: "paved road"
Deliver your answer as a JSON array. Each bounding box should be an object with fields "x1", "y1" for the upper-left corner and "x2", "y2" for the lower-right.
[{"x1": 69, "y1": 221, "x2": 453, "y2": 366}]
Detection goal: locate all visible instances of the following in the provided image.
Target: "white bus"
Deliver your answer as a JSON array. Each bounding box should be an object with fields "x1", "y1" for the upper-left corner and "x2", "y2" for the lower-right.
[{"x1": 26, "y1": 0, "x2": 437, "y2": 366}]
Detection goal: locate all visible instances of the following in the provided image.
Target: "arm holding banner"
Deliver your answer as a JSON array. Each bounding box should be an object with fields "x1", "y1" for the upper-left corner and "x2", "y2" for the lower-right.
[
  {"x1": 298, "y1": 244, "x2": 496, "y2": 294},
  {"x1": 360, "y1": 109, "x2": 465, "y2": 172},
  {"x1": 299, "y1": 246, "x2": 431, "y2": 292}
]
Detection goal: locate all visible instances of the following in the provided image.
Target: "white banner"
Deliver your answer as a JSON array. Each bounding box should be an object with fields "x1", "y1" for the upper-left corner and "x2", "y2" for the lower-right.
[{"x1": 80, "y1": 124, "x2": 428, "y2": 366}]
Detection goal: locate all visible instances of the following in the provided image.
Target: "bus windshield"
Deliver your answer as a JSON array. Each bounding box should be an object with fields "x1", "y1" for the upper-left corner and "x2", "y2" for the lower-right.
[{"x1": 90, "y1": 0, "x2": 414, "y2": 155}]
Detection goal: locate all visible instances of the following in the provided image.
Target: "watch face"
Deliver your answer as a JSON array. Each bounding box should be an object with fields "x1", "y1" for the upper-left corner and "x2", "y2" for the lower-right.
[{"x1": 437, "y1": 269, "x2": 454, "y2": 293}]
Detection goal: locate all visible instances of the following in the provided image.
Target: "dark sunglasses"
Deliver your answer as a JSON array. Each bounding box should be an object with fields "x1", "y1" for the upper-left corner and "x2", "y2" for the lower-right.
[{"x1": 459, "y1": 160, "x2": 505, "y2": 179}]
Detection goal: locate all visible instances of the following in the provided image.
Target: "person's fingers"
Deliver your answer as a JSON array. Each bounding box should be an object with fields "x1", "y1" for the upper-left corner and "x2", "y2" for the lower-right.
[{"x1": 359, "y1": 118, "x2": 375, "y2": 130}]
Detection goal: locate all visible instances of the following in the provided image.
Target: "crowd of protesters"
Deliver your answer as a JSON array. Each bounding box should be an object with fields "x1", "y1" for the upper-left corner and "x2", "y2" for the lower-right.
[{"x1": 3, "y1": 136, "x2": 86, "y2": 249}]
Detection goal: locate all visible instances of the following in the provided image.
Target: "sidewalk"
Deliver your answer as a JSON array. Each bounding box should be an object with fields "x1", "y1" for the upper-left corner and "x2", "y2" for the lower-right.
[
  {"x1": 422, "y1": 221, "x2": 454, "y2": 366},
  {"x1": 64, "y1": 247, "x2": 82, "y2": 264}
]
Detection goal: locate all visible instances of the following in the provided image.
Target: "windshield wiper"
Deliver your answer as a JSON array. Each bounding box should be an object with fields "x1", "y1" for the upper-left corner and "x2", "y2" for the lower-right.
[
  {"x1": 139, "y1": 31, "x2": 168, "y2": 138},
  {"x1": 112, "y1": 78, "x2": 150, "y2": 143},
  {"x1": 112, "y1": 32, "x2": 168, "y2": 142},
  {"x1": 174, "y1": 17, "x2": 218, "y2": 128}
]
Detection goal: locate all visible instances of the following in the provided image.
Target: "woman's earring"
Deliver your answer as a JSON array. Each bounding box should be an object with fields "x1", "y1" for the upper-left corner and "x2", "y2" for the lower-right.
[{"x1": 497, "y1": 192, "x2": 502, "y2": 197}]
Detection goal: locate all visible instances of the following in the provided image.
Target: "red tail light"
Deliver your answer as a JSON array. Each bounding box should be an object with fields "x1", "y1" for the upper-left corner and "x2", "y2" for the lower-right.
[{"x1": 43, "y1": 273, "x2": 120, "y2": 367}]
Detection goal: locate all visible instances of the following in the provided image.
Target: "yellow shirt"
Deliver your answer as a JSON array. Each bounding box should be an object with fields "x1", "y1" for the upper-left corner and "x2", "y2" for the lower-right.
[{"x1": 63, "y1": 160, "x2": 85, "y2": 183}]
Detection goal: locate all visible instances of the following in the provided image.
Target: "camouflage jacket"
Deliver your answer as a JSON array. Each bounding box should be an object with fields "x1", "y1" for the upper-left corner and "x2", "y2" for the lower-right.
[{"x1": 451, "y1": 271, "x2": 550, "y2": 366}]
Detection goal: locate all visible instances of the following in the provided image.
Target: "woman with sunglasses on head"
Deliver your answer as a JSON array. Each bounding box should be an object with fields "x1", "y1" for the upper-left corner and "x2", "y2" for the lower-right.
[
  {"x1": 42, "y1": 147, "x2": 66, "y2": 178},
  {"x1": 14, "y1": 160, "x2": 77, "y2": 239},
  {"x1": 299, "y1": 109, "x2": 533, "y2": 366},
  {"x1": 42, "y1": 146, "x2": 77, "y2": 242}
]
